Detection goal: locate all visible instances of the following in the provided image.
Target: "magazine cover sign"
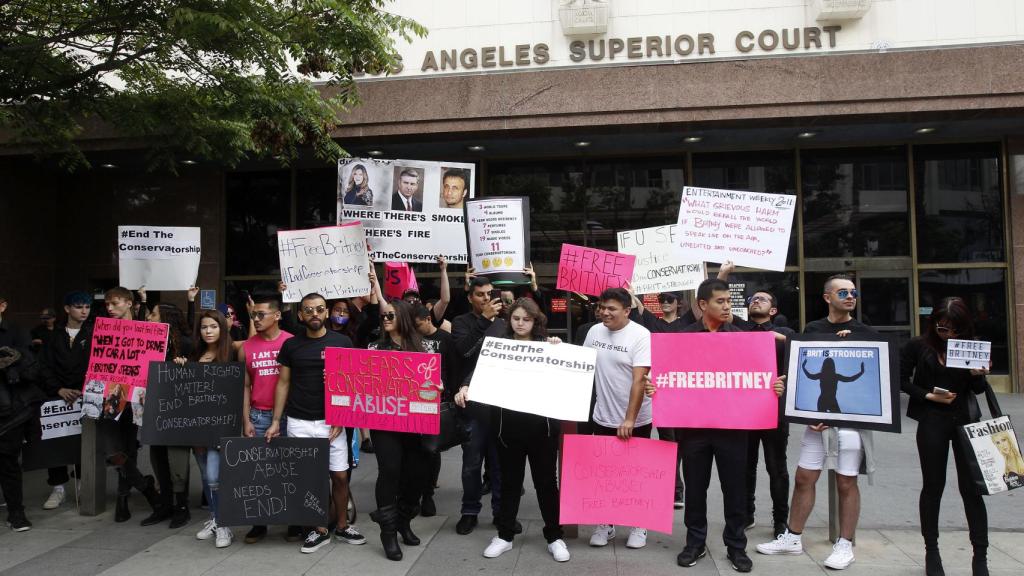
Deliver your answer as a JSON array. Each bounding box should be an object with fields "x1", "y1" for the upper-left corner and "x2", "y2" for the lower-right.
[{"x1": 337, "y1": 157, "x2": 475, "y2": 264}]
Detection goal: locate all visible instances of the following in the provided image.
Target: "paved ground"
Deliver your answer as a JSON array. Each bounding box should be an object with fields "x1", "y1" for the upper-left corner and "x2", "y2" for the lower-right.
[{"x1": 2, "y1": 395, "x2": 1023, "y2": 576}]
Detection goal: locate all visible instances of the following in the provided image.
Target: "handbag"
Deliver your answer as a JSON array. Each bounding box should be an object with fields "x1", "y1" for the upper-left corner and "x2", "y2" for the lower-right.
[
  {"x1": 421, "y1": 401, "x2": 469, "y2": 453},
  {"x1": 956, "y1": 383, "x2": 1024, "y2": 495}
]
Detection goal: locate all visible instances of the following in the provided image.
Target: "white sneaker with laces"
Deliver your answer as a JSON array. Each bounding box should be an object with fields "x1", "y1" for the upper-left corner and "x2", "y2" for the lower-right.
[
  {"x1": 196, "y1": 518, "x2": 217, "y2": 541},
  {"x1": 483, "y1": 536, "x2": 514, "y2": 558},
  {"x1": 215, "y1": 526, "x2": 234, "y2": 548},
  {"x1": 43, "y1": 485, "x2": 65, "y2": 510},
  {"x1": 548, "y1": 539, "x2": 570, "y2": 562},
  {"x1": 625, "y1": 527, "x2": 647, "y2": 549},
  {"x1": 589, "y1": 524, "x2": 615, "y2": 547},
  {"x1": 756, "y1": 530, "x2": 803, "y2": 555},
  {"x1": 824, "y1": 538, "x2": 855, "y2": 569}
]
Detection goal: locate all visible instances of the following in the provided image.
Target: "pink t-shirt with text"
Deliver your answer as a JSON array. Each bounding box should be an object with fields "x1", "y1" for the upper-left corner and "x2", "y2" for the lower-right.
[{"x1": 245, "y1": 330, "x2": 293, "y2": 411}]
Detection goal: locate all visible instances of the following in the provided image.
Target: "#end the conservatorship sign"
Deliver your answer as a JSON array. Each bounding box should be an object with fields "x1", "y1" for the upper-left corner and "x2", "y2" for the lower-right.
[{"x1": 118, "y1": 226, "x2": 201, "y2": 290}]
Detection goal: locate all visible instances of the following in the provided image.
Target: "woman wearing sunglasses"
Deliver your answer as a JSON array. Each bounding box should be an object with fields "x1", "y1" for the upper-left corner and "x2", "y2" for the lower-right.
[{"x1": 900, "y1": 297, "x2": 991, "y2": 576}]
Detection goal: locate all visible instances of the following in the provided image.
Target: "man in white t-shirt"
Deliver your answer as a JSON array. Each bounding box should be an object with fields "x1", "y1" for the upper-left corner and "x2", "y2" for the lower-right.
[{"x1": 583, "y1": 287, "x2": 652, "y2": 550}]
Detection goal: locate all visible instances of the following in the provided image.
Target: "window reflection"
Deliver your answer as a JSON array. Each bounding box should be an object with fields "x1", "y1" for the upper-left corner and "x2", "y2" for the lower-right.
[
  {"x1": 919, "y1": 269, "x2": 1008, "y2": 374},
  {"x1": 296, "y1": 168, "x2": 337, "y2": 229}
]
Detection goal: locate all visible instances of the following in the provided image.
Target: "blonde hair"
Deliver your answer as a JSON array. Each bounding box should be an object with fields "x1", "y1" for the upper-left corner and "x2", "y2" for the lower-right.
[{"x1": 993, "y1": 430, "x2": 1024, "y2": 476}]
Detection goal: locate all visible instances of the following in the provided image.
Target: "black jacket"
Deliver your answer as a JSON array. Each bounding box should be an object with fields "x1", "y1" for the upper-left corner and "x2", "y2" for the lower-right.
[{"x1": 40, "y1": 323, "x2": 93, "y2": 397}]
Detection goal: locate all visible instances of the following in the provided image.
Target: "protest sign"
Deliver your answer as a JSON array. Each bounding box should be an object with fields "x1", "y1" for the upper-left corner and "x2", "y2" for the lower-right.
[
  {"x1": 555, "y1": 243, "x2": 636, "y2": 297},
  {"x1": 946, "y1": 339, "x2": 992, "y2": 370},
  {"x1": 276, "y1": 222, "x2": 371, "y2": 303},
  {"x1": 651, "y1": 332, "x2": 778, "y2": 429},
  {"x1": 383, "y1": 261, "x2": 419, "y2": 300},
  {"x1": 616, "y1": 225, "x2": 704, "y2": 295},
  {"x1": 82, "y1": 317, "x2": 169, "y2": 424},
  {"x1": 118, "y1": 226, "x2": 201, "y2": 290},
  {"x1": 730, "y1": 283, "x2": 748, "y2": 321},
  {"x1": 467, "y1": 337, "x2": 596, "y2": 421},
  {"x1": 675, "y1": 186, "x2": 796, "y2": 271},
  {"x1": 140, "y1": 362, "x2": 244, "y2": 446},
  {"x1": 324, "y1": 348, "x2": 441, "y2": 434},
  {"x1": 337, "y1": 158, "x2": 476, "y2": 263},
  {"x1": 465, "y1": 197, "x2": 529, "y2": 281},
  {"x1": 22, "y1": 399, "x2": 82, "y2": 471},
  {"x1": 218, "y1": 437, "x2": 330, "y2": 527},
  {"x1": 559, "y1": 435, "x2": 676, "y2": 534}
]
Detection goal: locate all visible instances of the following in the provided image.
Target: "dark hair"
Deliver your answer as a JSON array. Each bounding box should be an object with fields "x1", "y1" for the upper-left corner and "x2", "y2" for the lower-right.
[
  {"x1": 399, "y1": 168, "x2": 419, "y2": 181},
  {"x1": 154, "y1": 303, "x2": 190, "y2": 358},
  {"x1": 191, "y1": 310, "x2": 233, "y2": 362},
  {"x1": 252, "y1": 295, "x2": 280, "y2": 310},
  {"x1": 504, "y1": 298, "x2": 548, "y2": 340},
  {"x1": 696, "y1": 278, "x2": 729, "y2": 302},
  {"x1": 301, "y1": 292, "x2": 327, "y2": 307},
  {"x1": 104, "y1": 286, "x2": 134, "y2": 303},
  {"x1": 411, "y1": 304, "x2": 432, "y2": 321},
  {"x1": 824, "y1": 274, "x2": 853, "y2": 293},
  {"x1": 926, "y1": 297, "x2": 975, "y2": 353},
  {"x1": 64, "y1": 291, "x2": 92, "y2": 306},
  {"x1": 378, "y1": 300, "x2": 423, "y2": 353},
  {"x1": 598, "y1": 288, "x2": 631, "y2": 309},
  {"x1": 468, "y1": 275, "x2": 493, "y2": 294},
  {"x1": 753, "y1": 289, "x2": 777, "y2": 308},
  {"x1": 442, "y1": 168, "x2": 468, "y2": 189}
]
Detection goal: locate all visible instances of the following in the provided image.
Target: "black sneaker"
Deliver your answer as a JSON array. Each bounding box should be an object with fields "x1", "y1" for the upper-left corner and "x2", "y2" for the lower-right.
[
  {"x1": 300, "y1": 529, "x2": 331, "y2": 553},
  {"x1": 677, "y1": 545, "x2": 706, "y2": 567},
  {"x1": 744, "y1": 517, "x2": 756, "y2": 531},
  {"x1": 334, "y1": 525, "x2": 366, "y2": 545},
  {"x1": 455, "y1": 514, "x2": 478, "y2": 535},
  {"x1": 6, "y1": 510, "x2": 31, "y2": 532},
  {"x1": 285, "y1": 525, "x2": 304, "y2": 542},
  {"x1": 727, "y1": 547, "x2": 753, "y2": 573},
  {"x1": 244, "y1": 525, "x2": 267, "y2": 544}
]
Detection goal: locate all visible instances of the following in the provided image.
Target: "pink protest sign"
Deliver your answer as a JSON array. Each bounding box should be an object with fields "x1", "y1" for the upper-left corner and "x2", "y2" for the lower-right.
[
  {"x1": 559, "y1": 435, "x2": 676, "y2": 533},
  {"x1": 651, "y1": 332, "x2": 778, "y2": 429},
  {"x1": 383, "y1": 261, "x2": 419, "y2": 301},
  {"x1": 82, "y1": 317, "x2": 169, "y2": 422},
  {"x1": 324, "y1": 347, "x2": 441, "y2": 434},
  {"x1": 555, "y1": 243, "x2": 636, "y2": 297}
]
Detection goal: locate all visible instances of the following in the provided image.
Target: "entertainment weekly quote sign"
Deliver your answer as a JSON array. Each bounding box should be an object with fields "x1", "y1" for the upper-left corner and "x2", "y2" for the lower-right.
[
  {"x1": 617, "y1": 225, "x2": 704, "y2": 295},
  {"x1": 337, "y1": 157, "x2": 476, "y2": 263},
  {"x1": 276, "y1": 222, "x2": 371, "y2": 303},
  {"x1": 946, "y1": 339, "x2": 992, "y2": 370},
  {"x1": 675, "y1": 186, "x2": 796, "y2": 271},
  {"x1": 559, "y1": 435, "x2": 676, "y2": 534},
  {"x1": 555, "y1": 243, "x2": 636, "y2": 297},
  {"x1": 651, "y1": 332, "x2": 778, "y2": 429},
  {"x1": 140, "y1": 362, "x2": 244, "y2": 446},
  {"x1": 22, "y1": 399, "x2": 83, "y2": 471},
  {"x1": 82, "y1": 317, "x2": 169, "y2": 425},
  {"x1": 467, "y1": 337, "x2": 596, "y2": 421},
  {"x1": 117, "y1": 226, "x2": 201, "y2": 291},
  {"x1": 324, "y1": 348, "x2": 442, "y2": 434},
  {"x1": 466, "y1": 197, "x2": 527, "y2": 274}
]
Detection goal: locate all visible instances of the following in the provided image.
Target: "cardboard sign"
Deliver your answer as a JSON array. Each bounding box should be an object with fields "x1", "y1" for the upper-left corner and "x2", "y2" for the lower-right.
[
  {"x1": 467, "y1": 337, "x2": 596, "y2": 421},
  {"x1": 217, "y1": 437, "x2": 330, "y2": 527},
  {"x1": 555, "y1": 243, "x2": 636, "y2": 297},
  {"x1": 466, "y1": 197, "x2": 527, "y2": 274},
  {"x1": 559, "y1": 435, "x2": 677, "y2": 534},
  {"x1": 337, "y1": 158, "x2": 476, "y2": 263},
  {"x1": 22, "y1": 399, "x2": 83, "y2": 471},
  {"x1": 616, "y1": 225, "x2": 704, "y2": 295},
  {"x1": 383, "y1": 261, "x2": 419, "y2": 300},
  {"x1": 675, "y1": 186, "x2": 796, "y2": 271},
  {"x1": 118, "y1": 226, "x2": 201, "y2": 290},
  {"x1": 140, "y1": 362, "x2": 244, "y2": 446},
  {"x1": 946, "y1": 339, "x2": 992, "y2": 370},
  {"x1": 82, "y1": 317, "x2": 169, "y2": 423},
  {"x1": 324, "y1": 348, "x2": 442, "y2": 434},
  {"x1": 651, "y1": 332, "x2": 778, "y2": 429},
  {"x1": 277, "y1": 223, "x2": 371, "y2": 303}
]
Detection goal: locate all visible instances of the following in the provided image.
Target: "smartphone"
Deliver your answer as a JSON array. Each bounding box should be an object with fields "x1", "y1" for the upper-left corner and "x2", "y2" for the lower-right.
[
  {"x1": 932, "y1": 386, "x2": 950, "y2": 395},
  {"x1": 488, "y1": 289, "x2": 503, "y2": 301}
]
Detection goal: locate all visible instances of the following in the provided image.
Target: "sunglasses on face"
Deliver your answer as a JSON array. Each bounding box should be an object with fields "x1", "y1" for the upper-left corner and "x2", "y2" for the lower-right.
[
  {"x1": 252, "y1": 311, "x2": 274, "y2": 320},
  {"x1": 380, "y1": 312, "x2": 396, "y2": 321},
  {"x1": 747, "y1": 295, "x2": 771, "y2": 305},
  {"x1": 936, "y1": 326, "x2": 957, "y2": 335},
  {"x1": 833, "y1": 289, "x2": 859, "y2": 299},
  {"x1": 301, "y1": 305, "x2": 327, "y2": 314},
  {"x1": 657, "y1": 295, "x2": 678, "y2": 303}
]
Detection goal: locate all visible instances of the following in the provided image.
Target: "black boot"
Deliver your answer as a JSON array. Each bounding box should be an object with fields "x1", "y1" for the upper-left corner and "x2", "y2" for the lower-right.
[
  {"x1": 397, "y1": 507, "x2": 420, "y2": 546},
  {"x1": 370, "y1": 505, "x2": 403, "y2": 561},
  {"x1": 140, "y1": 476, "x2": 171, "y2": 526},
  {"x1": 115, "y1": 493, "x2": 131, "y2": 523},
  {"x1": 925, "y1": 548, "x2": 945, "y2": 576},
  {"x1": 972, "y1": 547, "x2": 988, "y2": 576},
  {"x1": 168, "y1": 491, "x2": 190, "y2": 529},
  {"x1": 140, "y1": 475, "x2": 160, "y2": 511}
]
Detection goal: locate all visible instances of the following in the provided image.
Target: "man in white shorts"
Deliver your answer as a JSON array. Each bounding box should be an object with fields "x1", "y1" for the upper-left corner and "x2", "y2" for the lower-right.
[{"x1": 756, "y1": 275, "x2": 876, "y2": 570}]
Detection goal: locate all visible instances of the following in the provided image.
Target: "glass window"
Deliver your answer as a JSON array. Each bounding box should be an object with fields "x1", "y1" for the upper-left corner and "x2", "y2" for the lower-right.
[
  {"x1": 914, "y1": 143, "x2": 1004, "y2": 263},
  {"x1": 226, "y1": 171, "x2": 291, "y2": 276},
  {"x1": 801, "y1": 147, "x2": 910, "y2": 258},
  {"x1": 918, "y1": 269, "x2": 1008, "y2": 374},
  {"x1": 803, "y1": 271, "x2": 912, "y2": 347},
  {"x1": 296, "y1": 168, "x2": 337, "y2": 229}
]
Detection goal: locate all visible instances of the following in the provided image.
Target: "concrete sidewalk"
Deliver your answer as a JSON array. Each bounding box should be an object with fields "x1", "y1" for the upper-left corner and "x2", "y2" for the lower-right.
[{"x1": 2, "y1": 395, "x2": 1023, "y2": 576}]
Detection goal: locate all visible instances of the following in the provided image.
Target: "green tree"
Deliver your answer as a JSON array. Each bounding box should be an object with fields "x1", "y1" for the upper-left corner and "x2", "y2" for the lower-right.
[{"x1": 0, "y1": 0, "x2": 424, "y2": 170}]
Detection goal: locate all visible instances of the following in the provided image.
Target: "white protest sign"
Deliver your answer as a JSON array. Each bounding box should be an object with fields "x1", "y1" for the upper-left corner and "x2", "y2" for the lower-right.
[
  {"x1": 118, "y1": 226, "x2": 201, "y2": 290},
  {"x1": 946, "y1": 339, "x2": 992, "y2": 370},
  {"x1": 616, "y1": 225, "x2": 704, "y2": 295},
  {"x1": 469, "y1": 337, "x2": 596, "y2": 421},
  {"x1": 466, "y1": 197, "x2": 527, "y2": 274},
  {"x1": 40, "y1": 399, "x2": 83, "y2": 440},
  {"x1": 277, "y1": 223, "x2": 371, "y2": 303},
  {"x1": 337, "y1": 158, "x2": 475, "y2": 263},
  {"x1": 675, "y1": 186, "x2": 796, "y2": 271},
  {"x1": 729, "y1": 283, "x2": 749, "y2": 321}
]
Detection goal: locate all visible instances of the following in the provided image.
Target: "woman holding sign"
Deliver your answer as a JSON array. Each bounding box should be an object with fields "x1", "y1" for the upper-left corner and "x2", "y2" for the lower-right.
[
  {"x1": 900, "y1": 298, "x2": 990, "y2": 576},
  {"x1": 455, "y1": 298, "x2": 570, "y2": 563}
]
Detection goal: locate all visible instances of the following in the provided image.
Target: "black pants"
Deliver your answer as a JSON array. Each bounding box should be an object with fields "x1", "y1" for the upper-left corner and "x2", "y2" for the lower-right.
[
  {"x1": 0, "y1": 424, "x2": 28, "y2": 514},
  {"x1": 746, "y1": 425, "x2": 790, "y2": 524},
  {"x1": 679, "y1": 428, "x2": 748, "y2": 550},
  {"x1": 371, "y1": 429, "x2": 429, "y2": 514},
  {"x1": 592, "y1": 422, "x2": 653, "y2": 439},
  {"x1": 496, "y1": 431, "x2": 562, "y2": 543},
  {"x1": 99, "y1": 409, "x2": 147, "y2": 496},
  {"x1": 47, "y1": 466, "x2": 73, "y2": 486},
  {"x1": 423, "y1": 452, "x2": 441, "y2": 498},
  {"x1": 916, "y1": 411, "x2": 988, "y2": 550},
  {"x1": 658, "y1": 427, "x2": 685, "y2": 497}
]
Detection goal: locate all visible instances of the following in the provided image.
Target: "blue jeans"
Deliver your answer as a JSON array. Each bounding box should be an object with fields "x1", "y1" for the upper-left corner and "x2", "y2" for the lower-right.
[
  {"x1": 194, "y1": 449, "x2": 221, "y2": 521},
  {"x1": 250, "y1": 408, "x2": 282, "y2": 437},
  {"x1": 460, "y1": 415, "x2": 501, "y2": 516}
]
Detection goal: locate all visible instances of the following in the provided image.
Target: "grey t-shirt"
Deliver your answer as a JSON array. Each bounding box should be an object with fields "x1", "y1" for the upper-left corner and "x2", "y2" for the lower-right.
[{"x1": 584, "y1": 320, "x2": 652, "y2": 428}]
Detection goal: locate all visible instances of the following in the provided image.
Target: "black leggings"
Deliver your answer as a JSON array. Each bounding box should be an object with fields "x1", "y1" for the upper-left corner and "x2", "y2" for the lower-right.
[
  {"x1": 496, "y1": 431, "x2": 562, "y2": 543},
  {"x1": 371, "y1": 429, "x2": 430, "y2": 515},
  {"x1": 916, "y1": 411, "x2": 988, "y2": 550}
]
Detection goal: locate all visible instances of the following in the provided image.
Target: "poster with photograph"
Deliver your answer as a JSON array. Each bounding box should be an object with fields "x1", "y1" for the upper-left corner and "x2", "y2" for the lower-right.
[
  {"x1": 82, "y1": 317, "x2": 169, "y2": 425},
  {"x1": 959, "y1": 416, "x2": 1024, "y2": 495},
  {"x1": 337, "y1": 157, "x2": 475, "y2": 263}
]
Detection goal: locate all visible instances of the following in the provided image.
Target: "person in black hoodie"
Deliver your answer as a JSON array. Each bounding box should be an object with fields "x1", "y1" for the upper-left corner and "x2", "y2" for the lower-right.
[{"x1": 901, "y1": 297, "x2": 990, "y2": 576}]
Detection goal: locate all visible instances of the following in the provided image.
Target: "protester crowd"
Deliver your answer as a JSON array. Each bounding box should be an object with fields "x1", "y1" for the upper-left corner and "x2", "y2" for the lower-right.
[{"x1": 0, "y1": 257, "x2": 999, "y2": 576}]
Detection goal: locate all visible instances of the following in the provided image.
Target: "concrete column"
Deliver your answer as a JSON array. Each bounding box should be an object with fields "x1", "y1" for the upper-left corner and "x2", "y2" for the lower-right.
[{"x1": 79, "y1": 418, "x2": 106, "y2": 515}]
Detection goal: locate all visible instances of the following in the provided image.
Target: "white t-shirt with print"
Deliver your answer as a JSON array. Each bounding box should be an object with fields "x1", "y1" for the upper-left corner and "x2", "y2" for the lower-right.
[{"x1": 584, "y1": 320, "x2": 652, "y2": 428}]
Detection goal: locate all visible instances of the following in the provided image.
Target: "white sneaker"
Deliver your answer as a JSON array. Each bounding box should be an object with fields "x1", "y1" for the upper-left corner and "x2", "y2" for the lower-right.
[
  {"x1": 824, "y1": 538, "x2": 855, "y2": 569},
  {"x1": 43, "y1": 486, "x2": 65, "y2": 510},
  {"x1": 625, "y1": 527, "x2": 647, "y2": 549},
  {"x1": 196, "y1": 519, "x2": 217, "y2": 541},
  {"x1": 548, "y1": 539, "x2": 570, "y2": 562},
  {"x1": 483, "y1": 536, "x2": 514, "y2": 558},
  {"x1": 215, "y1": 526, "x2": 234, "y2": 548},
  {"x1": 589, "y1": 524, "x2": 615, "y2": 547},
  {"x1": 756, "y1": 530, "x2": 803, "y2": 555}
]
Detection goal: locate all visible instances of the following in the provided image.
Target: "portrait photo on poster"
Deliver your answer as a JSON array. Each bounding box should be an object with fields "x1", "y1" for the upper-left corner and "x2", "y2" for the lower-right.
[
  {"x1": 391, "y1": 166, "x2": 425, "y2": 212},
  {"x1": 439, "y1": 166, "x2": 470, "y2": 210},
  {"x1": 783, "y1": 333, "x2": 900, "y2": 433}
]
